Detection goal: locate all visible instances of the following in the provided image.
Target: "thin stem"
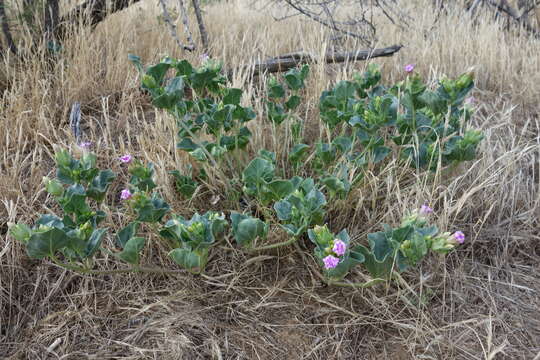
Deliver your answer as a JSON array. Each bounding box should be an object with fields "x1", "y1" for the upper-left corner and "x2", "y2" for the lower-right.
[
  {"x1": 327, "y1": 278, "x2": 385, "y2": 288},
  {"x1": 249, "y1": 236, "x2": 298, "y2": 252}
]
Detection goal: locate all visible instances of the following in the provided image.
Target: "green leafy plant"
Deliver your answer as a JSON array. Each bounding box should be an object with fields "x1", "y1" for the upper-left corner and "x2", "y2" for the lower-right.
[
  {"x1": 357, "y1": 206, "x2": 463, "y2": 280},
  {"x1": 230, "y1": 212, "x2": 269, "y2": 248},
  {"x1": 274, "y1": 178, "x2": 326, "y2": 237},
  {"x1": 9, "y1": 147, "x2": 114, "y2": 268},
  {"x1": 241, "y1": 156, "x2": 297, "y2": 205},
  {"x1": 265, "y1": 65, "x2": 309, "y2": 126},
  {"x1": 160, "y1": 211, "x2": 228, "y2": 273},
  {"x1": 169, "y1": 165, "x2": 199, "y2": 199},
  {"x1": 129, "y1": 55, "x2": 256, "y2": 163},
  {"x1": 308, "y1": 225, "x2": 365, "y2": 282}
]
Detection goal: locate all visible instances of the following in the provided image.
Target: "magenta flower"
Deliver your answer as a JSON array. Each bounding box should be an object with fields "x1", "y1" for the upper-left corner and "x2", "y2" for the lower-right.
[
  {"x1": 119, "y1": 154, "x2": 132, "y2": 164},
  {"x1": 453, "y1": 231, "x2": 465, "y2": 244},
  {"x1": 120, "y1": 189, "x2": 132, "y2": 200},
  {"x1": 420, "y1": 204, "x2": 433, "y2": 215},
  {"x1": 323, "y1": 255, "x2": 340, "y2": 269},
  {"x1": 404, "y1": 64, "x2": 415, "y2": 73},
  {"x1": 332, "y1": 239, "x2": 347, "y2": 256}
]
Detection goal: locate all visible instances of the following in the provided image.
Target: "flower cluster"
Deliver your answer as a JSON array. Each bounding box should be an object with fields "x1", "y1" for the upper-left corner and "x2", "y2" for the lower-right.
[{"x1": 322, "y1": 239, "x2": 347, "y2": 270}]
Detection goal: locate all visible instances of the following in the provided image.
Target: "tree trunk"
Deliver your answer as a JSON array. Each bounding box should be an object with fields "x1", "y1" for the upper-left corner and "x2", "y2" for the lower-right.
[{"x1": 0, "y1": 0, "x2": 17, "y2": 54}]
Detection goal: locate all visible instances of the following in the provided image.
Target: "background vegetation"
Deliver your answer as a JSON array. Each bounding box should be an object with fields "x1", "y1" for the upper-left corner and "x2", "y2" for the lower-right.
[{"x1": 0, "y1": 0, "x2": 539, "y2": 358}]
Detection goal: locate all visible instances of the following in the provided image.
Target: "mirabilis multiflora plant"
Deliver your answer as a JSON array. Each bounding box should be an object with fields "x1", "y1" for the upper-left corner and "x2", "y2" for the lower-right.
[{"x1": 9, "y1": 56, "x2": 477, "y2": 286}]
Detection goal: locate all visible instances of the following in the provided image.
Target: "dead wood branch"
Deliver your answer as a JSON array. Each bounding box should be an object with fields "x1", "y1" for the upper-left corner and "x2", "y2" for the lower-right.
[{"x1": 234, "y1": 44, "x2": 402, "y2": 77}]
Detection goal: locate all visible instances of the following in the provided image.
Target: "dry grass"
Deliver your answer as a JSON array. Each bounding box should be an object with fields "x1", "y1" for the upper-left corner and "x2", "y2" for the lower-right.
[{"x1": 1, "y1": 0, "x2": 539, "y2": 359}]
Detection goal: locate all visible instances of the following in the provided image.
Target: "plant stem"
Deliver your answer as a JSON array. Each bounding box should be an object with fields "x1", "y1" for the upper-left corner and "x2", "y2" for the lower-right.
[
  {"x1": 327, "y1": 278, "x2": 385, "y2": 288},
  {"x1": 249, "y1": 236, "x2": 297, "y2": 252}
]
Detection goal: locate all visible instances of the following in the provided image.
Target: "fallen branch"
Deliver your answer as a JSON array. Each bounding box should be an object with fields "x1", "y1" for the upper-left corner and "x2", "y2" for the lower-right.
[{"x1": 234, "y1": 44, "x2": 402, "y2": 77}]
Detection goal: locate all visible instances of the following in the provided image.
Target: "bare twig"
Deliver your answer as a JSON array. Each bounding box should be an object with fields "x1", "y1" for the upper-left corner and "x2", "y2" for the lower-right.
[
  {"x1": 485, "y1": 0, "x2": 540, "y2": 36},
  {"x1": 281, "y1": 0, "x2": 376, "y2": 45},
  {"x1": 159, "y1": 0, "x2": 195, "y2": 52}
]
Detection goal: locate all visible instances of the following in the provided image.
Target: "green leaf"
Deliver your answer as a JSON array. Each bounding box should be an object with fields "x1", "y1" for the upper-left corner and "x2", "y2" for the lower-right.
[
  {"x1": 59, "y1": 184, "x2": 90, "y2": 215},
  {"x1": 288, "y1": 143, "x2": 310, "y2": 166},
  {"x1": 136, "y1": 194, "x2": 171, "y2": 223},
  {"x1": 36, "y1": 214, "x2": 64, "y2": 228},
  {"x1": 274, "y1": 200, "x2": 292, "y2": 221},
  {"x1": 242, "y1": 157, "x2": 275, "y2": 186},
  {"x1": 334, "y1": 81, "x2": 357, "y2": 101},
  {"x1": 267, "y1": 80, "x2": 285, "y2": 99},
  {"x1": 27, "y1": 227, "x2": 70, "y2": 259},
  {"x1": 223, "y1": 88, "x2": 243, "y2": 105},
  {"x1": 230, "y1": 213, "x2": 268, "y2": 247},
  {"x1": 84, "y1": 228, "x2": 107, "y2": 258},
  {"x1": 9, "y1": 223, "x2": 32, "y2": 243},
  {"x1": 372, "y1": 146, "x2": 391, "y2": 163},
  {"x1": 117, "y1": 222, "x2": 140, "y2": 248},
  {"x1": 174, "y1": 59, "x2": 193, "y2": 76},
  {"x1": 284, "y1": 72, "x2": 303, "y2": 91},
  {"x1": 44, "y1": 178, "x2": 64, "y2": 197},
  {"x1": 117, "y1": 237, "x2": 146, "y2": 265},
  {"x1": 146, "y1": 62, "x2": 171, "y2": 86},
  {"x1": 266, "y1": 180, "x2": 294, "y2": 200},
  {"x1": 169, "y1": 248, "x2": 208, "y2": 273},
  {"x1": 87, "y1": 170, "x2": 116, "y2": 202},
  {"x1": 285, "y1": 95, "x2": 301, "y2": 110},
  {"x1": 177, "y1": 137, "x2": 199, "y2": 151}
]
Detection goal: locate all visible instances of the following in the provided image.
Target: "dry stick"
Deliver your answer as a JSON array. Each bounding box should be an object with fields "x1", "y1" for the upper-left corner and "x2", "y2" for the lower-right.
[
  {"x1": 285, "y1": 0, "x2": 369, "y2": 43},
  {"x1": 234, "y1": 44, "x2": 402, "y2": 77},
  {"x1": 191, "y1": 0, "x2": 209, "y2": 53},
  {"x1": 0, "y1": 0, "x2": 17, "y2": 54},
  {"x1": 159, "y1": 0, "x2": 195, "y2": 52}
]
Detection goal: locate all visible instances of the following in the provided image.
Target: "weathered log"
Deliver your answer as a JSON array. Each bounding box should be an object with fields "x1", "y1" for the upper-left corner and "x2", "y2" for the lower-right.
[{"x1": 234, "y1": 44, "x2": 403, "y2": 77}]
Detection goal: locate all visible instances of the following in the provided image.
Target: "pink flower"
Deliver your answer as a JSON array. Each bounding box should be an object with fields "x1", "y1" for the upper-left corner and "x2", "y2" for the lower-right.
[
  {"x1": 453, "y1": 231, "x2": 465, "y2": 244},
  {"x1": 201, "y1": 53, "x2": 210, "y2": 62},
  {"x1": 420, "y1": 204, "x2": 433, "y2": 215},
  {"x1": 119, "y1": 154, "x2": 132, "y2": 164},
  {"x1": 323, "y1": 255, "x2": 340, "y2": 269},
  {"x1": 332, "y1": 239, "x2": 347, "y2": 256},
  {"x1": 404, "y1": 64, "x2": 415, "y2": 73},
  {"x1": 120, "y1": 189, "x2": 132, "y2": 200},
  {"x1": 79, "y1": 141, "x2": 92, "y2": 149}
]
